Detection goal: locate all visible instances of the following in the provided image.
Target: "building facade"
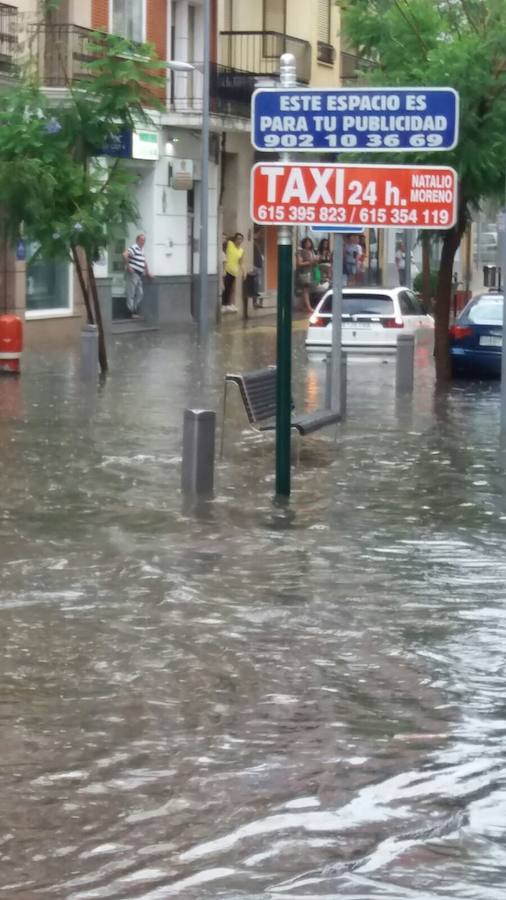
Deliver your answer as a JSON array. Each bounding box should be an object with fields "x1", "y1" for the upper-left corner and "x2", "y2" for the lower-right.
[
  {"x1": 1, "y1": 0, "x2": 343, "y2": 343},
  {"x1": 216, "y1": 0, "x2": 341, "y2": 302},
  {"x1": 1, "y1": 0, "x2": 223, "y2": 341}
]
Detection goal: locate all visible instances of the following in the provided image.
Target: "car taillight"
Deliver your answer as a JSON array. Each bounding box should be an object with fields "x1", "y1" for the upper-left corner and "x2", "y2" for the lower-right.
[
  {"x1": 309, "y1": 315, "x2": 329, "y2": 327},
  {"x1": 382, "y1": 317, "x2": 404, "y2": 329},
  {"x1": 450, "y1": 325, "x2": 473, "y2": 340}
]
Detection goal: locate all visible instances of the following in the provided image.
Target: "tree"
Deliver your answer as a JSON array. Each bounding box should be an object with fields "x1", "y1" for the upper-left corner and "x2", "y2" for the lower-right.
[
  {"x1": 338, "y1": 0, "x2": 506, "y2": 380},
  {"x1": 0, "y1": 31, "x2": 165, "y2": 372}
]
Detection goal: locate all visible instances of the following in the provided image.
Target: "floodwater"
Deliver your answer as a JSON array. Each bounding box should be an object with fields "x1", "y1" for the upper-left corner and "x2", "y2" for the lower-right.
[{"x1": 1, "y1": 320, "x2": 506, "y2": 899}]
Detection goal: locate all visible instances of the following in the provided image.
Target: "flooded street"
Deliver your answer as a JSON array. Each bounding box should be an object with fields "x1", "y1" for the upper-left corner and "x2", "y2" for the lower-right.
[{"x1": 1, "y1": 321, "x2": 506, "y2": 899}]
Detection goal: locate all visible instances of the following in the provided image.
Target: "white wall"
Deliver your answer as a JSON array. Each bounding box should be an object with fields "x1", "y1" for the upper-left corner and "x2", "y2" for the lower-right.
[{"x1": 147, "y1": 129, "x2": 218, "y2": 277}]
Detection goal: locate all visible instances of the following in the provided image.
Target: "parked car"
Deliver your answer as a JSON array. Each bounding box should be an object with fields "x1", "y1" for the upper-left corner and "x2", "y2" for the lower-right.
[
  {"x1": 450, "y1": 291, "x2": 503, "y2": 377},
  {"x1": 305, "y1": 287, "x2": 434, "y2": 355}
]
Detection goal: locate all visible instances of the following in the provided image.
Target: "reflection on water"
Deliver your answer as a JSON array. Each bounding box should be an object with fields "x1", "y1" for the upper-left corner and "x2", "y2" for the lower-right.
[{"x1": 1, "y1": 328, "x2": 506, "y2": 899}]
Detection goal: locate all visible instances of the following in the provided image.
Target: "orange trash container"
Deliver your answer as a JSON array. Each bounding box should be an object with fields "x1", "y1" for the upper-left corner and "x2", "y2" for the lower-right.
[{"x1": 0, "y1": 315, "x2": 23, "y2": 373}]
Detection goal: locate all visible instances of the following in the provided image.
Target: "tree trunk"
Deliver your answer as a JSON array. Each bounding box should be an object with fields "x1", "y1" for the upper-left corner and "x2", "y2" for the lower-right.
[
  {"x1": 86, "y1": 254, "x2": 108, "y2": 373},
  {"x1": 421, "y1": 232, "x2": 432, "y2": 310},
  {"x1": 71, "y1": 245, "x2": 93, "y2": 325},
  {"x1": 433, "y1": 197, "x2": 467, "y2": 383},
  {"x1": 434, "y1": 234, "x2": 457, "y2": 381}
]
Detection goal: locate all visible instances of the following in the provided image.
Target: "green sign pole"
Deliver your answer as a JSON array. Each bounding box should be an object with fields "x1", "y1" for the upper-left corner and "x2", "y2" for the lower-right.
[
  {"x1": 276, "y1": 227, "x2": 293, "y2": 497},
  {"x1": 275, "y1": 52, "x2": 297, "y2": 499}
]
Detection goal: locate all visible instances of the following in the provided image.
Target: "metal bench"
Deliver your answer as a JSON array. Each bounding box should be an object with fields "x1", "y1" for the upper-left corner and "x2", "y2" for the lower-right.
[{"x1": 221, "y1": 366, "x2": 341, "y2": 455}]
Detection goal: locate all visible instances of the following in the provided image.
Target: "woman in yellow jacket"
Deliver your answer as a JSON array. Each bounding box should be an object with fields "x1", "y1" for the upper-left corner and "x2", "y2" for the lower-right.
[{"x1": 222, "y1": 233, "x2": 245, "y2": 313}]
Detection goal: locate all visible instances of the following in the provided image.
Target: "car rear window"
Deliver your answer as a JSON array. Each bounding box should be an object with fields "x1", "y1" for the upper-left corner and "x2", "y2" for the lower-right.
[
  {"x1": 465, "y1": 295, "x2": 503, "y2": 325},
  {"x1": 320, "y1": 293, "x2": 395, "y2": 316}
]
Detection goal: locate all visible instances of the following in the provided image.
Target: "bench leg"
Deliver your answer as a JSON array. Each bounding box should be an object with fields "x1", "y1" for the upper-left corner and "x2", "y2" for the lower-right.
[{"x1": 290, "y1": 426, "x2": 301, "y2": 467}]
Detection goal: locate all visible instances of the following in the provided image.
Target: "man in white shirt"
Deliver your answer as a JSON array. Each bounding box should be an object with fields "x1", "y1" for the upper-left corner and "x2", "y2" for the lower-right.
[{"x1": 123, "y1": 234, "x2": 152, "y2": 317}]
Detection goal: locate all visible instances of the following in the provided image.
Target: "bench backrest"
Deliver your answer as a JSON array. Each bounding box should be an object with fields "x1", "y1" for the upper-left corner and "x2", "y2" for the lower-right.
[{"x1": 226, "y1": 367, "x2": 277, "y2": 424}]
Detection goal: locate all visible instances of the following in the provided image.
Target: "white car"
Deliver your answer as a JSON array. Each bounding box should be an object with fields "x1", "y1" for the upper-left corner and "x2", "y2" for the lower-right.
[{"x1": 305, "y1": 287, "x2": 434, "y2": 354}]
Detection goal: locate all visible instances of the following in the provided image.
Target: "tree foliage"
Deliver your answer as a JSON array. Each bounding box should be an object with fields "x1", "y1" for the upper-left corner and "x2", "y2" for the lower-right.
[
  {"x1": 0, "y1": 32, "x2": 165, "y2": 371},
  {"x1": 338, "y1": 0, "x2": 506, "y2": 379}
]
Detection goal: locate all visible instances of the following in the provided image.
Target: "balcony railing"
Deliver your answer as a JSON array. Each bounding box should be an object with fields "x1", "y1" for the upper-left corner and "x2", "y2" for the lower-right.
[
  {"x1": 0, "y1": 3, "x2": 18, "y2": 78},
  {"x1": 168, "y1": 62, "x2": 253, "y2": 119},
  {"x1": 340, "y1": 50, "x2": 373, "y2": 85},
  {"x1": 317, "y1": 41, "x2": 336, "y2": 66},
  {"x1": 220, "y1": 31, "x2": 311, "y2": 84},
  {"x1": 28, "y1": 23, "x2": 96, "y2": 87}
]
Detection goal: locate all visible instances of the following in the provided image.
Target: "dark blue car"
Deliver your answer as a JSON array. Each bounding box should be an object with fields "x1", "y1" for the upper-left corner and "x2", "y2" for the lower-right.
[{"x1": 450, "y1": 291, "x2": 503, "y2": 377}]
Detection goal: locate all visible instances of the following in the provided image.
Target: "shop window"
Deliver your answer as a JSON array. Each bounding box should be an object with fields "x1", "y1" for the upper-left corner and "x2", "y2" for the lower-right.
[
  {"x1": 111, "y1": 0, "x2": 145, "y2": 42},
  {"x1": 26, "y1": 244, "x2": 71, "y2": 315}
]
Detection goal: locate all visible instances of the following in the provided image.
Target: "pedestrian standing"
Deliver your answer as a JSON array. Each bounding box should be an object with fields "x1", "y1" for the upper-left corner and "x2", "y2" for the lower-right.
[
  {"x1": 123, "y1": 233, "x2": 152, "y2": 318},
  {"x1": 317, "y1": 238, "x2": 332, "y2": 288},
  {"x1": 344, "y1": 234, "x2": 362, "y2": 286},
  {"x1": 222, "y1": 233, "x2": 245, "y2": 313},
  {"x1": 395, "y1": 241, "x2": 406, "y2": 286},
  {"x1": 296, "y1": 236, "x2": 319, "y2": 313}
]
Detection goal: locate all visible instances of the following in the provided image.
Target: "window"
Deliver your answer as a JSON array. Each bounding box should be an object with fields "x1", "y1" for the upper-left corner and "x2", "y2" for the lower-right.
[
  {"x1": 467, "y1": 296, "x2": 503, "y2": 325},
  {"x1": 111, "y1": 0, "x2": 144, "y2": 42},
  {"x1": 318, "y1": 0, "x2": 331, "y2": 42},
  {"x1": 399, "y1": 290, "x2": 424, "y2": 315},
  {"x1": 322, "y1": 293, "x2": 395, "y2": 316},
  {"x1": 263, "y1": 0, "x2": 286, "y2": 33},
  {"x1": 26, "y1": 244, "x2": 71, "y2": 316},
  {"x1": 317, "y1": 0, "x2": 335, "y2": 64},
  {"x1": 407, "y1": 291, "x2": 425, "y2": 315}
]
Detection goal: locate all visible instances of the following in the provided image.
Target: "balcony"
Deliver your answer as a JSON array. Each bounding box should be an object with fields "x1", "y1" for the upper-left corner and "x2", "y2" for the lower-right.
[
  {"x1": 317, "y1": 41, "x2": 336, "y2": 66},
  {"x1": 340, "y1": 50, "x2": 373, "y2": 85},
  {"x1": 220, "y1": 31, "x2": 311, "y2": 85},
  {"x1": 28, "y1": 23, "x2": 96, "y2": 87},
  {"x1": 0, "y1": 3, "x2": 18, "y2": 79},
  {"x1": 168, "y1": 62, "x2": 253, "y2": 120}
]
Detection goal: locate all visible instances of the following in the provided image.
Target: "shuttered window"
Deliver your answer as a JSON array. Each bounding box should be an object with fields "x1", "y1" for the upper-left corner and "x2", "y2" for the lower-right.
[{"x1": 318, "y1": 0, "x2": 330, "y2": 43}]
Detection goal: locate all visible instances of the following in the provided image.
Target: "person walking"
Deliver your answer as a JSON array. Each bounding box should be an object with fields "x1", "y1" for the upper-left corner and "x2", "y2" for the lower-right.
[
  {"x1": 222, "y1": 233, "x2": 245, "y2": 313},
  {"x1": 123, "y1": 233, "x2": 152, "y2": 318}
]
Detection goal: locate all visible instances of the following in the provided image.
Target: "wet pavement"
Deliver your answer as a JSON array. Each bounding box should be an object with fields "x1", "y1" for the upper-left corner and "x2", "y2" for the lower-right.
[{"x1": 1, "y1": 319, "x2": 506, "y2": 899}]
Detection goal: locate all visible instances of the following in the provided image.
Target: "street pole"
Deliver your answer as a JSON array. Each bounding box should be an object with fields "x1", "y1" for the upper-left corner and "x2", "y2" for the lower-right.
[
  {"x1": 276, "y1": 53, "x2": 296, "y2": 498},
  {"x1": 404, "y1": 229, "x2": 412, "y2": 289},
  {"x1": 499, "y1": 201, "x2": 506, "y2": 434},
  {"x1": 198, "y1": 0, "x2": 211, "y2": 337},
  {"x1": 330, "y1": 233, "x2": 343, "y2": 412}
]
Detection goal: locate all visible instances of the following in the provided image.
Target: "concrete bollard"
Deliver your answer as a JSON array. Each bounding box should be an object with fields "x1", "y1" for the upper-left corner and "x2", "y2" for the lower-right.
[
  {"x1": 80, "y1": 324, "x2": 99, "y2": 381},
  {"x1": 181, "y1": 409, "x2": 216, "y2": 496},
  {"x1": 396, "y1": 334, "x2": 415, "y2": 394},
  {"x1": 324, "y1": 352, "x2": 347, "y2": 417}
]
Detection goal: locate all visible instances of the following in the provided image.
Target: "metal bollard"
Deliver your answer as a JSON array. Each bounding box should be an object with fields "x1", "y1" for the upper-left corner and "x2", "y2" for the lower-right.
[
  {"x1": 80, "y1": 324, "x2": 99, "y2": 380},
  {"x1": 324, "y1": 355, "x2": 332, "y2": 409},
  {"x1": 181, "y1": 409, "x2": 216, "y2": 495},
  {"x1": 324, "y1": 353, "x2": 347, "y2": 417},
  {"x1": 396, "y1": 334, "x2": 415, "y2": 394}
]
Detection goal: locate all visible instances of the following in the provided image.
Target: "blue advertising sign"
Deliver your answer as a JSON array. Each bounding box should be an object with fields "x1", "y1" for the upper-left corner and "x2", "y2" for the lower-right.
[
  {"x1": 98, "y1": 128, "x2": 132, "y2": 158},
  {"x1": 252, "y1": 87, "x2": 459, "y2": 153}
]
